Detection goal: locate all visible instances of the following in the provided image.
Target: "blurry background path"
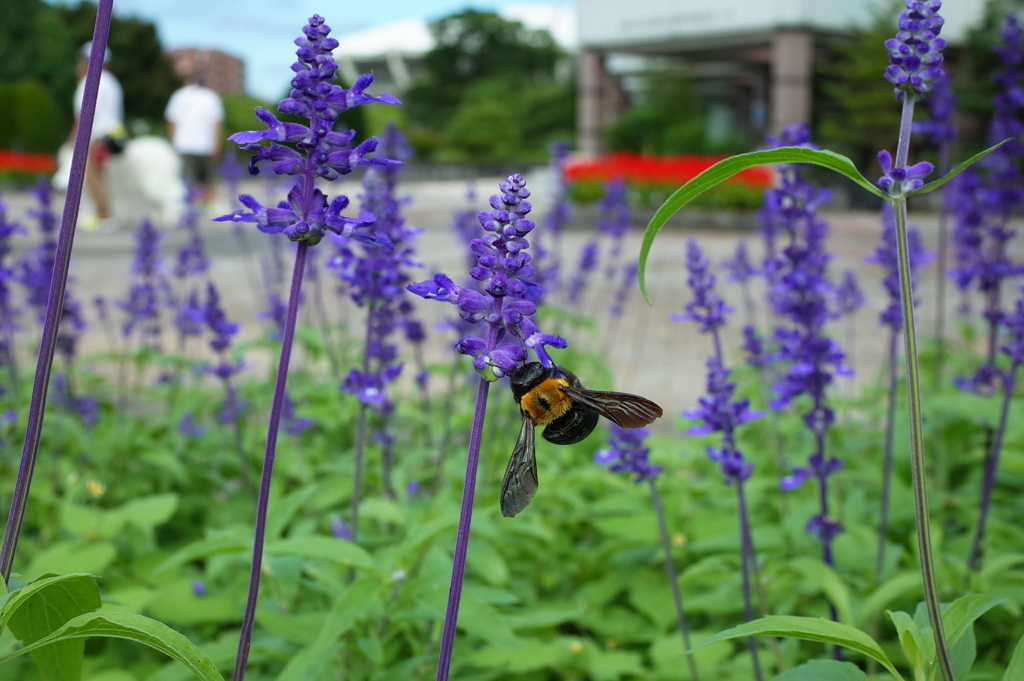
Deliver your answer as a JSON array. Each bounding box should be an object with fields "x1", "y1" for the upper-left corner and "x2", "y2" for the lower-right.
[{"x1": 0, "y1": 173, "x2": 1000, "y2": 427}]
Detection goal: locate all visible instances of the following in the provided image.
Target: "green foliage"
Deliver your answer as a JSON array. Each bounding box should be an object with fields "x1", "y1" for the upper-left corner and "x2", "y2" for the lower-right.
[
  {"x1": 0, "y1": 79, "x2": 64, "y2": 153},
  {"x1": 606, "y1": 70, "x2": 751, "y2": 156},
  {"x1": 0, "y1": 314, "x2": 1022, "y2": 679},
  {"x1": 0, "y1": 0, "x2": 77, "y2": 132},
  {"x1": 570, "y1": 178, "x2": 765, "y2": 210},
  {"x1": 403, "y1": 9, "x2": 570, "y2": 160},
  {"x1": 55, "y1": 1, "x2": 182, "y2": 124},
  {"x1": 815, "y1": 1, "x2": 905, "y2": 168}
]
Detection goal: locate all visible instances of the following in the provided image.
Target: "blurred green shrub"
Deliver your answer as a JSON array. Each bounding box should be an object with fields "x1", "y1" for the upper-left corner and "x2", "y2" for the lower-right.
[
  {"x1": 570, "y1": 179, "x2": 764, "y2": 210},
  {"x1": 0, "y1": 79, "x2": 63, "y2": 153}
]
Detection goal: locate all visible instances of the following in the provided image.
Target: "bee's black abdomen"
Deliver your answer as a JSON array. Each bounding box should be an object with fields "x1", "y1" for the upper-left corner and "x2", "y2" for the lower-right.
[{"x1": 542, "y1": 405, "x2": 599, "y2": 445}]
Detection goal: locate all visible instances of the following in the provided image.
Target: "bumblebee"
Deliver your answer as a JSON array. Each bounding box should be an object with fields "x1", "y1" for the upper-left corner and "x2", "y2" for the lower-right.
[{"x1": 500, "y1": 362, "x2": 664, "y2": 517}]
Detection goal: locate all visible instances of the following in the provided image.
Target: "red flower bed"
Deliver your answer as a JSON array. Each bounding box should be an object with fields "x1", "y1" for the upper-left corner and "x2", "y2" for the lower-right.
[
  {"x1": 564, "y1": 152, "x2": 774, "y2": 189},
  {"x1": 0, "y1": 150, "x2": 56, "y2": 174}
]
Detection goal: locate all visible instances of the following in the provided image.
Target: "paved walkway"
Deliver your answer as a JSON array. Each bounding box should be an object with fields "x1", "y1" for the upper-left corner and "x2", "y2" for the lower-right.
[{"x1": 0, "y1": 172, "x2": 1004, "y2": 428}]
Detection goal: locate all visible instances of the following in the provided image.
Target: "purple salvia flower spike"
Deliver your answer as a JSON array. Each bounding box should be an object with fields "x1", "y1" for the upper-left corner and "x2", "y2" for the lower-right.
[
  {"x1": 225, "y1": 16, "x2": 401, "y2": 681},
  {"x1": 674, "y1": 237, "x2": 762, "y2": 680},
  {"x1": 408, "y1": 174, "x2": 564, "y2": 681}
]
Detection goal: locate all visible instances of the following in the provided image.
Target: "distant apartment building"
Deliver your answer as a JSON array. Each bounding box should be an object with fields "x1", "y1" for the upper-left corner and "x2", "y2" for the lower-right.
[
  {"x1": 169, "y1": 48, "x2": 245, "y2": 95},
  {"x1": 576, "y1": 0, "x2": 986, "y2": 155}
]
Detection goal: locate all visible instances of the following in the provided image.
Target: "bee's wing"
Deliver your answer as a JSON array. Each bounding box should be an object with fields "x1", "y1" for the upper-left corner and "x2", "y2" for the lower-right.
[
  {"x1": 500, "y1": 412, "x2": 538, "y2": 518},
  {"x1": 559, "y1": 387, "x2": 663, "y2": 429}
]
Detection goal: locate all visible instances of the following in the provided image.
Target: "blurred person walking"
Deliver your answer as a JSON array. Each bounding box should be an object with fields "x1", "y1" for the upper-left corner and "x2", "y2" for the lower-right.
[
  {"x1": 165, "y1": 74, "x2": 224, "y2": 202},
  {"x1": 69, "y1": 42, "x2": 124, "y2": 231}
]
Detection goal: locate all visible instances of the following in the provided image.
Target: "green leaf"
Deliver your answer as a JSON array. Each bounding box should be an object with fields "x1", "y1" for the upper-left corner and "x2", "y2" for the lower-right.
[
  {"x1": 266, "y1": 485, "x2": 319, "y2": 541},
  {"x1": 5, "y1": 573, "x2": 102, "y2": 681},
  {"x1": 909, "y1": 140, "x2": 1010, "y2": 196},
  {"x1": 638, "y1": 146, "x2": 885, "y2": 302},
  {"x1": 1002, "y1": 630, "x2": 1024, "y2": 681},
  {"x1": 275, "y1": 578, "x2": 380, "y2": 681},
  {"x1": 773, "y1": 659, "x2": 868, "y2": 681},
  {"x1": 0, "y1": 611, "x2": 224, "y2": 681},
  {"x1": 264, "y1": 536, "x2": 377, "y2": 572},
  {"x1": 114, "y1": 493, "x2": 179, "y2": 530},
  {"x1": 940, "y1": 594, "x2": 1005, "y2": 649},
  {"x1": 688, "y1": 615, "x2": 903, "y2": 681},
  {"x1": 857, "y1": 572, "x2": 922, "y2": 625},
  {"x1": 887, "y1": 609, "x2": 934, "y2": 670},
  {"x1": 155, "y1": 536, "x2": 250, "y2": 573},
  {"x1": 785, "y1": 558, "x2": 853, "y2": 625},
  {"x1": 951, "y1": 622, "x2": 977, "y2": 681}
]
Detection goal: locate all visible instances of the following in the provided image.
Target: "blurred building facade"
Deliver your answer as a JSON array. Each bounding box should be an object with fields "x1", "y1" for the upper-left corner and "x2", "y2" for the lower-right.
[
  {"x1": 576, "y1": 0, "x2": 985, "y2": 156},
  {"x1": 169, "y1": 48, "x2": 245, "y2": 95},
  {"x1": 330, "y1": 4, "x2": 577, "y2": 94}
]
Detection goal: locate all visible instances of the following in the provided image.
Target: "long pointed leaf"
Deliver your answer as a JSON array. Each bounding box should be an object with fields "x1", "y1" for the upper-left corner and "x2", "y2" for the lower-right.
[
  {"x1": 638, "y1": 147, "x2": 886, "y2": 302},
  {"x1": 687, "y1": 615, "x2": 904, "y2": 681},
  {"x1": 1003, "y1": 630, "x2": 1024, "y2": 681},
  {"x1": 0, "y1": 611, "x2": 224, "y2": 681},
  {"x1": 909, "y1": 140, "x2": 1010, "y2": 195},
  {"x1": 940, "y1": 594, "x2": 1005, "y2": 649}
]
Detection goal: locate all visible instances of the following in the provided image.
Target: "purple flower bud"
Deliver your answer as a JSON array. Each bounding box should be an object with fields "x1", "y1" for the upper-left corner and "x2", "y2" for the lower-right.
[
  {"x1": 594, "y1": 425, "x2": 661, "y2": 482},
  {"x1": 192, "y1": 581, "x2": 207, "y2": 597},
  {"x1": 884, "y1": 0, "x2": 947, "y2": 100},
  {"x1": 330, "y1": 514, "x2": 353, "y2": 540}
]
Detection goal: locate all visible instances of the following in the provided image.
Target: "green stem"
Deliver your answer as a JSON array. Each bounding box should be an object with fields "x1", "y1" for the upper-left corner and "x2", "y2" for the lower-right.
[
  {"x1": 893, "y1": 194, "x2": 956, "y2": 681},
  {"x1": 891, "y1": 92, "x2": 955, "y2": 681}
]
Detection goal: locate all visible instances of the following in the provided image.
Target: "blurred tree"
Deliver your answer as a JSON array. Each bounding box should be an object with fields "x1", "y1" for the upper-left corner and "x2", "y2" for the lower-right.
[
  {"x1": 56, "y1": 1, "x2": 181, "y2": 125},
  {"x1": 0, "y1": 0, "x2": 77, "y2": 133},
  {"x1": 0, "y1": 80, "x2": 63, "y2": 153},
  {"x1": 404, "y1": 9, "x2": 568, "y2": 160},
  {"x1": 605, "y1": 70, "x2": 738, "y2": 154},
  {"x1": 815, "y1": 2, "x2": 904, "y2": 170}
]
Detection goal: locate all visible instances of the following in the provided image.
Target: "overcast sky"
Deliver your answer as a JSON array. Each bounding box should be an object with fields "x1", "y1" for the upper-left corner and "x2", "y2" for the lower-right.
[{"x1": 60, "y1": 0, "x2": 573, "y2": 100}]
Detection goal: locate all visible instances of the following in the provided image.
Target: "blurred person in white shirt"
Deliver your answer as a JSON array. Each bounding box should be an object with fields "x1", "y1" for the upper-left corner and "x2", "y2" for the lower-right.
[
  {"x1": 69, "y1": 42, "x2": 124, "y2": 227},
  {"x1": 165, "y1": 73, "x2": 224, "y2": 202}
]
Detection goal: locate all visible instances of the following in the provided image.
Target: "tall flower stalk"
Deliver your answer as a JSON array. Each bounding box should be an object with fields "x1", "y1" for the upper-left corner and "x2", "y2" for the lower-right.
[
  {"x1": 722, "y1": 240, "x2": 759, "y2": 328},
  {"x1": 408, "y1": 173, "x2": 566, "y2": 681},
  {"x1": 968, "y1": 287, "x2": 1024, "y2": 571},
  {"x1": 866, "y1": 204, "x2": 931, "y2": 583},
  {"x1": 595, "y1": 426, "x2": 701, "y2": 681},
  {"x1": 0, "y1": 0, "x2": 114, "y2": 582},
  {"x1": 674, "y1": 238, "x2": 762, "y2": 680},
  {"x1": 913, "y1": 73, "x2": 956, "y2": 385},
  {"x1": 335, "y1": 122, "x2": 418, "y2": 520},
  {"x1": 949, "y1": 16, "x2": 1024, "y2": 394},
  {"x1": 760, "y1": 124, "x2": 849, "y2": 591},
  {"x1": 879, "y1": 1, "x2": 955, "y2": 677},
  {"x1": 214, "y1": 14, "x2": 399, "y2": 680}
]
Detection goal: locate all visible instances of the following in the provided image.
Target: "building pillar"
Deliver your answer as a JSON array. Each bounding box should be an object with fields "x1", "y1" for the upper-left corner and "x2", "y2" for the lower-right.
[
  {"x1": 577, "y1": 49, "x2": 626, "y2": 157},
  {"x1": 770, "y1": 29, "x2": 813, "y2": 133},
  {"x1": 578, "y1": 49, "x2": 605, "y2": 157}
]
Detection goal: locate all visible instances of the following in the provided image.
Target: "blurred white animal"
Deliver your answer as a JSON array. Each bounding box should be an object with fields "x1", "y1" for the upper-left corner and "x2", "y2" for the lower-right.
[{"x1": 53, "y1": 136, "x2": 186, "y2": 228}]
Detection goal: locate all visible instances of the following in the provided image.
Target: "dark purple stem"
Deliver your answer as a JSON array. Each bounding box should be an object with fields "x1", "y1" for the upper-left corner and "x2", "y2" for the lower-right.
[
  {"x1": 435, "y1": 298, "x2": 503, "y2": 681},
  {"x1": 967, "y1": 363, "x2": 1018, "y2": 571},
  {"x1": 649, "y1": 479, "x2": 701, "y2": 681},
  {"x1": 876, "y1": 329, "x2": 900, "y2": 583},
  {"x1": 708, "y1": 326, "x2": 761, "y2": 678},
  {"x1": 232, "y1": 239, "x2": 309, "y2": 681},
  {"x1": 736, "y1": 482, "x2": 763, "y2": 681},
  {"x1": 0, "y1": 0, "x2": 113, "y2": 582}
]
